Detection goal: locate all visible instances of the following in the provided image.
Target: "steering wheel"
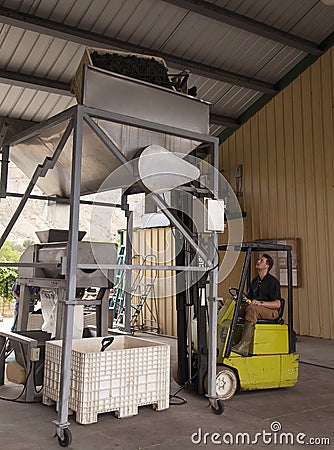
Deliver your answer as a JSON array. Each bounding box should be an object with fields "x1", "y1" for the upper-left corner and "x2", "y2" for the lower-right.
[{"x1": 228, "y1": 287, "x2": 249, "y2": 303}]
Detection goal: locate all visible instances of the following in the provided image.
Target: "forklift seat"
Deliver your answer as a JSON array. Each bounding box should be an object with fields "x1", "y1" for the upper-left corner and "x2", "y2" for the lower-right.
[{"x1": 257, "y1": 298, "x2": 285, "y2": 325}]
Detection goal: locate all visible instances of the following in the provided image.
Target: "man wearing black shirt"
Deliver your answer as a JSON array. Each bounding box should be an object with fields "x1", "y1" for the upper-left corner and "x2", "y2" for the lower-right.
[{"x1": 232, "y1": 254, "x2": 281, "y2": 356}]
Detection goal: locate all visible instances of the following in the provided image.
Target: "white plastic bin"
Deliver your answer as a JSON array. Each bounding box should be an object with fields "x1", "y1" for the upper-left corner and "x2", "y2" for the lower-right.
[{"x1": 43, "y1": 335, "x2": 170, "y2": 424}]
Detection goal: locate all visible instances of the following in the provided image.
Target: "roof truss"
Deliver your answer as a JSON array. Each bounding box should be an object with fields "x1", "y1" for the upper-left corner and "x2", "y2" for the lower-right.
[
  {"x1": 163, "y1": 0, "x2": 322, "y2": 56},
  {"x1": 0, "y1": 5, "x2": 276, "y2": 94}
]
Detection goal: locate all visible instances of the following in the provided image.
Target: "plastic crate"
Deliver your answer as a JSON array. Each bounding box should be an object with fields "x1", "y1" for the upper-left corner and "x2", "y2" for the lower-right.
[{"x1": 43, "y1": 336, "x2": 170, "y2": 424}]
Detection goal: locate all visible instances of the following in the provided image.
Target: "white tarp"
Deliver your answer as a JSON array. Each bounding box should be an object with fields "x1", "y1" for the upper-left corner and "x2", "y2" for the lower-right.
[{"x1": 40, "y1": 288, "x2": 84, "y2": 339}]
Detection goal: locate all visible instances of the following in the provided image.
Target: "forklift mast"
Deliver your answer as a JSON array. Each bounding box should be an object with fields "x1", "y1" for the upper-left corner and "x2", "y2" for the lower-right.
[{"x1": 174, "y1": 189, "x2": 209, "y2": 392}]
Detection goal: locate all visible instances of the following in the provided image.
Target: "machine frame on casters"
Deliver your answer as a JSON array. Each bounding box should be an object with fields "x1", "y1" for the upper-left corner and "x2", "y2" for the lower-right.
[{"x1": 0, "y1": 103, "x2": 221, "y2": 446}]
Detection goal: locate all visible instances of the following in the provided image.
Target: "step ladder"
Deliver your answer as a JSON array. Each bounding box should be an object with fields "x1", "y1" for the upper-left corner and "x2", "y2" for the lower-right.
[{"x1": 110, "y1": 243, "x2": 126, "y2": 324}]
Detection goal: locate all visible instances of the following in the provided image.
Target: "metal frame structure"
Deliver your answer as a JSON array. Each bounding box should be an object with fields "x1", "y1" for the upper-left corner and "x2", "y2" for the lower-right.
[{"x1": 0, "y1": 103, "x2": 221, "y2": 444}]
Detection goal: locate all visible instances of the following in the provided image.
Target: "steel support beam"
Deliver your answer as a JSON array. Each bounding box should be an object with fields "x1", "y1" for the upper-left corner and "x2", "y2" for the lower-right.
[
  {"x1": 151, "y1": 193, "x2": 211, "y2": 266},
  {"x1": 83, "y1": 114, "x2": 129, "y2": 165},
  {"x1": 0, "y1": 144, "x2": 9, "y2": 198},
  {"x1": 6, "y1": 106, "x2": 75, "y2": 146},
  {"x1": 85, "y1": 106, "x2": 217, "y2": 143},
  {"x1": 207, "y1": 233, "x2": 219, "y2": 404},
  {"x1": 163, "y1": 0, "x2": 321, "y2": 56},
  {"x1": 0, "y1": 67, "x2": 73, "y2": 96},
  {"x1": 5, "y1": 191, "x2": 121, "y2": 208},
  {"x1": 210, "y1": 113, "x2": 238, "y2": 128},
  {"x1": 124, "y1": 206, "x2": 133, "y2": 334},
  {"x1": 0, "y1": 116, "x2": 37, "y2": 143},
  {"x1": 56, "y1": 105, "x2": 84, "y2": 441},
  {"x1": 0, "y1": 6, "x2": 276, "y2": 94}
]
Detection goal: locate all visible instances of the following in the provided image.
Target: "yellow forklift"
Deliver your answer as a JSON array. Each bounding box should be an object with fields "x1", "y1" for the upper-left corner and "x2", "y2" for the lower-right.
[
  {"x1": 176, "y1": 242, "x2": 299, "y2": 412},
  {"x1": 207, "y1": 242, "x2": 299, "y2": 404}
]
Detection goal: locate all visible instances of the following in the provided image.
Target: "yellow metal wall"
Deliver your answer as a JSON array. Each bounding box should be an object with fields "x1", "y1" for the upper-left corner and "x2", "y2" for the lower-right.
[
  {"x1": 132, "y1": 227, "x2": 176, "y2": 336},
  {"x1": 220, "y1": 47, "x2": 334, "y2": 339}
]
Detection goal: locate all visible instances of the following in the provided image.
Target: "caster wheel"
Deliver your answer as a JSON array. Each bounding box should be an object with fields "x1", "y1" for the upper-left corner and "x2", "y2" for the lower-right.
[
  {"x1": 211, "y1": 399, "x2": 225, "y2": 415},
  {"x1": 58, "y1": 428, "x2": 72, "y2": 447}
]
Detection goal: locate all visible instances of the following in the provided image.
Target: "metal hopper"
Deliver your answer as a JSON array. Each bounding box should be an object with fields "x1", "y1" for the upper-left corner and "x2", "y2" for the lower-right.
[{"x1": 9, "y1": 66, "x2": 210, "y2": 197}]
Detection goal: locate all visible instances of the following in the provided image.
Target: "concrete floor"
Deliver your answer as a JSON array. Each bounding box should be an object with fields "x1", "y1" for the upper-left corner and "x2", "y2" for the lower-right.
[{"x1": 0, "y1": 331, "x2": 333, "y2": 450}]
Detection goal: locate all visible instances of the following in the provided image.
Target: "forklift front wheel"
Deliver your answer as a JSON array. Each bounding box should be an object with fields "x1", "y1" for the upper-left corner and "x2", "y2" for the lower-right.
[
  {"x1": 58, "y1": 428, "x2": 72, "y2": 447},
  {"x1": 204, "y1": 367, "x2": 238, "y2": 401},
  {"x1": 211, "y1": 399, "x2": 225, "y2": 415},
  {"x1": 215, "y1": 367, "x2": 238, "y2": 400}
]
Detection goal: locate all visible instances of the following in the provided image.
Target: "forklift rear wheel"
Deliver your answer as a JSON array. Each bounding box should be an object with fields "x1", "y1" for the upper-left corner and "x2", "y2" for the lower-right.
[
  {"x1": 211, "y1": 399, "x2": 224, "y2": 415},
  {"x1": 58, "y1": 428, "x2": 72, "y2": 447},
  {"x1": 215, "y1": 368, "x2": 238, "y2": 400}
]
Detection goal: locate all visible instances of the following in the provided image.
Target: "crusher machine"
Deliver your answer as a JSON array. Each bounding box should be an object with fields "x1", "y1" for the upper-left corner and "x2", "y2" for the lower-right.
[{"x1": 0, "y1": 51, "x2": 243, "y2": 446}]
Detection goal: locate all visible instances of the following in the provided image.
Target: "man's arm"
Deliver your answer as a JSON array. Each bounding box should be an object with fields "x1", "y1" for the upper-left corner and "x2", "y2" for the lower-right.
[
  {"x1": 12, "y1": 281, "x2": 20, "y2": 299},
  {"x1": 251, "y1": 299, "x2": 281, "y2": 309}
]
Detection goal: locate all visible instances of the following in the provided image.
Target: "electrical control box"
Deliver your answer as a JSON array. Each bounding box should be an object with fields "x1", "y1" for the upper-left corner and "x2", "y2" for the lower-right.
[
  {"x1": 30, "y1": 347, "x2": 40, "y2": 362},
  {"x1": 205, "y1": 198, "x2": 226, "y2": 232}
]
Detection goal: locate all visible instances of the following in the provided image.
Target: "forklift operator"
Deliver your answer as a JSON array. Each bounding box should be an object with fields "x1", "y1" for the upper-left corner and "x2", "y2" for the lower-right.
[{"x1": 232, "y1": 254, "x2": 281, "y2": 356}]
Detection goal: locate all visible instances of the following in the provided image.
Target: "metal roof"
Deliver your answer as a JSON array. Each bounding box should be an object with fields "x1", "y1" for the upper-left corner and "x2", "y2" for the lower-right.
[{"x1": 0, "y1": 0, "x2": 334, "y2": 141}]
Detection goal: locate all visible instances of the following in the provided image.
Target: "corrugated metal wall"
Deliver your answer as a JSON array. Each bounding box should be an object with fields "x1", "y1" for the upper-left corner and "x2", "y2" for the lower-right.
[
  {"x1": 220, "y1": 47, "x2": 334, "y2": 339},
  {"x1": 132, "y1": 227, "x2": 176, "y2": 336},
  {"x1": 131, "y1": 48, "x2": 334, "y2": 339}
]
